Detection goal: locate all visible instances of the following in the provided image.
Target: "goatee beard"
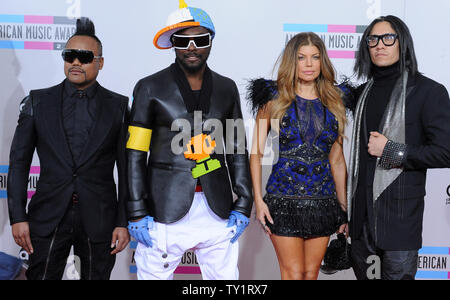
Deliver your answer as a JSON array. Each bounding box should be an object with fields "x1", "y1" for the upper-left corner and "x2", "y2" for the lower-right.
[{"x1": 176, "y1": 55, "x2": 208, "y2": 74}]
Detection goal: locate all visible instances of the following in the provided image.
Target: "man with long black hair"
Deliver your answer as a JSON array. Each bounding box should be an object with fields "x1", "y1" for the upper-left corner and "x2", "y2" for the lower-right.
[
  {"x1": 126, "y1": 1, "x2": 252, "y2": 280},
  {"x1": 347, "y1": 15, "x2": 450, "y2": 280},
  {"x1": 8, "y1": 18, "x2": 129, "y2": 280}
]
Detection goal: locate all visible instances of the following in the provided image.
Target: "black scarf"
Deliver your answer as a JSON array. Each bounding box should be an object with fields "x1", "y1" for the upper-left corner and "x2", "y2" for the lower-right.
[{"x1": 170, "y1": 60, "x2": 213, "y2": 114}]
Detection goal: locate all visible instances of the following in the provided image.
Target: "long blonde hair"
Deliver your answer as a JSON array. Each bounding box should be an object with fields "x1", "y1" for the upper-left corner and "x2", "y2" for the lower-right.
[{"x1": 271, "y1": 32, "x2": 346, "y2": 138}]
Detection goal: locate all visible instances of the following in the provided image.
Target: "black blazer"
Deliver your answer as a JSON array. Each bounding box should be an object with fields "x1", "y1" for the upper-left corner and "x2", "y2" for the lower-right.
[
  {"x1": 350, "y1": 73, "x2": 450, "y2": 250},
  {"x1": 126, "y1": 66, "x2": 253, "y2": 223},
  {"x1": 7, "y1": 81, "x2": 129, "y2": 242}
]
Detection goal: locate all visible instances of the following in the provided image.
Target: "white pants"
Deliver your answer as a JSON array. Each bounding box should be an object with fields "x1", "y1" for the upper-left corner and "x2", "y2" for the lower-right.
[{"x1": 134, "y1": 192, "x2": 239, "y2": 280}]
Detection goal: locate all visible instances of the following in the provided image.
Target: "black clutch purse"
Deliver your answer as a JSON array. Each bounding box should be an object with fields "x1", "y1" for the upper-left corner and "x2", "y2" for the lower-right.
[{"x1": 320, "y1": 233, "x2": 352, "y2": 275}]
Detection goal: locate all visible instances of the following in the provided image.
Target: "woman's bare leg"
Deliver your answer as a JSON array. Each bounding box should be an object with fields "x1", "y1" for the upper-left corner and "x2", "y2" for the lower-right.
[
  {"x1": 303, "y1": 236, "x2": 330, "y2": 280},
  {"x1": 270, "y1": 235, "x2": 305, "y2": 280}
]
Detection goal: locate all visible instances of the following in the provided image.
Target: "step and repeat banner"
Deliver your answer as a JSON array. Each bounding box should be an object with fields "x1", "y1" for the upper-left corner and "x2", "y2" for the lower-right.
[{"x1": 0, "y1": 0, "x2": 449, "y2": 280}]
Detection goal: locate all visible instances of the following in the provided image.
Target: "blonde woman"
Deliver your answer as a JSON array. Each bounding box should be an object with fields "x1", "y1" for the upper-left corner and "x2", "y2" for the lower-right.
[{"x1": 248, "y1": 32, "x2": 349, "y2": 280}]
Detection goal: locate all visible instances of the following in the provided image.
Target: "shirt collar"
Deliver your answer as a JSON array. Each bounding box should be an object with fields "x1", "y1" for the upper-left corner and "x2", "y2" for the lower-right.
[{"x1": 64, "y1": 80, "x2": 99, "y2": 99}]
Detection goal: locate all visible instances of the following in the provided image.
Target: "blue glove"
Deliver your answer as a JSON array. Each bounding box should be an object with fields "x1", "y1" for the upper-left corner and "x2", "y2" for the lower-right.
[
  {"x1": 127, "y1": 216, "x2": 154, "y2": 248},
  {"x1": 227, "y1": 211, "x2": 249, "y2": 244}
]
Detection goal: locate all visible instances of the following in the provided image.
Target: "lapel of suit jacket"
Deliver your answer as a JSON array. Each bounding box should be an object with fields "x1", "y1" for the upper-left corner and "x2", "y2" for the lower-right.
[
  {"x1": 405, "y1": 74, "x2": 417, "y2": 110},
  {"x1": 76, "y1": 85, "x2": 119, "y2": 168},
  {"x1": 42, "y1": 81, "x2": 75, "y2": 168}
]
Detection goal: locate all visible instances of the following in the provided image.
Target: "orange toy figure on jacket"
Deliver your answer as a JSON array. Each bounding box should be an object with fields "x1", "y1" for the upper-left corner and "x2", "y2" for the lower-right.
[{"x1": 184, "y1": 134, "x2": 221, "y2": 178}]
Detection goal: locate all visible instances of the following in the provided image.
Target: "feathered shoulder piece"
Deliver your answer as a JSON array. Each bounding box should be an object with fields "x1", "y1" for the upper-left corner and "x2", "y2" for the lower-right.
[
  {"x1": 246, "y1": 78, "x2": 278, "y2": 116},
  {"x1": 336, "y1": 77, "x2": 358, "y2": 112},
  {"x1": 246, "y1": 77, "x2": 358, "y2": 115}
]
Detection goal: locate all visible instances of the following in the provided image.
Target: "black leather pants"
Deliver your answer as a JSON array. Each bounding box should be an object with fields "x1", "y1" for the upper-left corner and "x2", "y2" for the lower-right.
[{"x1": 351, "y1": 222, "x2": 418, "y2": 280}]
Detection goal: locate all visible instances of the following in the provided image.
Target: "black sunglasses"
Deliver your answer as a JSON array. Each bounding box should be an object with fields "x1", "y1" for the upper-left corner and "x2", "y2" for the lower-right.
[
  {"x1": 366, "y1": 33, "x2": 398, "y2": 48},
  {"x1": 171, "y1": 33, "x2": 211, "y2": 50},
  {"x1": 61, "y1": 49, "x2": 102, "y2": 64}
]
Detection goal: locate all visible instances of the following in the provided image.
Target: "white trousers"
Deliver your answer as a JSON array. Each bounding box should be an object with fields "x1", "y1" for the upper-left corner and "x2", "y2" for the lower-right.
[{"x1": 134, "y1": 192, "x2": 239, "y2": 280}]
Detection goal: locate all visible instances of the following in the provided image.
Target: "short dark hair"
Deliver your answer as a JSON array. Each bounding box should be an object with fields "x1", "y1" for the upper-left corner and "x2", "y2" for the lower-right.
[
  {"x1": 67, "y1": 17, "x2": 103, "y2": 55},
  {"x1": 354, "y1": 15, "x2": 418, "y2": 79}
]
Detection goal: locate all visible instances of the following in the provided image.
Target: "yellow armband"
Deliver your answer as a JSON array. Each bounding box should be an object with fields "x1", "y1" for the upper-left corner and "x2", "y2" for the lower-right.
[{"x1": 126, "y1": 126, "x2": 152, "y2": 152}]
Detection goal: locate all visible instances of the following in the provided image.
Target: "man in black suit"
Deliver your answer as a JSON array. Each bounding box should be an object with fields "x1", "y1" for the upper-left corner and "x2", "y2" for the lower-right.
[
  {"x1": 347, "y1": 15, "x2": 450, "y2": 280},
  {"x1": 126, "y1": 3, "x2": 253, "y2": 280},
  {"x1": 7, "y1": 18, "x2": 129, "y2": 280}
]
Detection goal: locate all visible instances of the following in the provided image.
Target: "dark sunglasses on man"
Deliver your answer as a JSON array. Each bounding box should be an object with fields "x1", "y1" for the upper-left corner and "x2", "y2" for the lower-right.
[
  {"x1": 366, "y1": 33, "x2": 398, "y2": 48},
  {"x1": 61, "y1": 49, "x2": 102, "y2": 64},
  {"x1": 171, "y1": 33, "x2": 211, "y2": 50}
]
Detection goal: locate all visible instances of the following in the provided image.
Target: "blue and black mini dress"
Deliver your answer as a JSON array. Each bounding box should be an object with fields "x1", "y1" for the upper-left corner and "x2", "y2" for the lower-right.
[{"x1": 248, "y1": 79, "x2": 348, "y2": 238}]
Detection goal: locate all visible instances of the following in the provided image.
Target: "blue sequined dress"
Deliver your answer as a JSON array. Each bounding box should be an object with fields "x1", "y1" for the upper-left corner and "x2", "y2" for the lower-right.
[{"x1": 263, "y1": 95, "x2": 347, "y2": 238}]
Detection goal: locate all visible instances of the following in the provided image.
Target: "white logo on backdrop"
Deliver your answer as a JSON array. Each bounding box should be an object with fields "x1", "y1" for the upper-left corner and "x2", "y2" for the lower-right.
[{"x1": 66, "y1": 0, "x2": 81, "y2": 20}]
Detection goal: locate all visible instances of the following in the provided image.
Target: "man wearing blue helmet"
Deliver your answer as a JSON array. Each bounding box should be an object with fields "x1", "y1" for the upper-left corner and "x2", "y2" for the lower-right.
[{"x1": 125, "y1": 1, "x2": 253, "y2": 280}]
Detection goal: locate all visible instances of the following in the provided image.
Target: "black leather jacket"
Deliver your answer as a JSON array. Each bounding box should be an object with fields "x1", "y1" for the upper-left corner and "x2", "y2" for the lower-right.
[{"x1": 126, "y1": 65, "x2": 253, "y2": 223}]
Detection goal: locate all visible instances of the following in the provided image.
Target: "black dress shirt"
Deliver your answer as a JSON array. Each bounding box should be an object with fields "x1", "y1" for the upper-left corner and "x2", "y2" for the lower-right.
[{"x1": 62, "y1": 80, "x2": 99, "y2": 164}]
